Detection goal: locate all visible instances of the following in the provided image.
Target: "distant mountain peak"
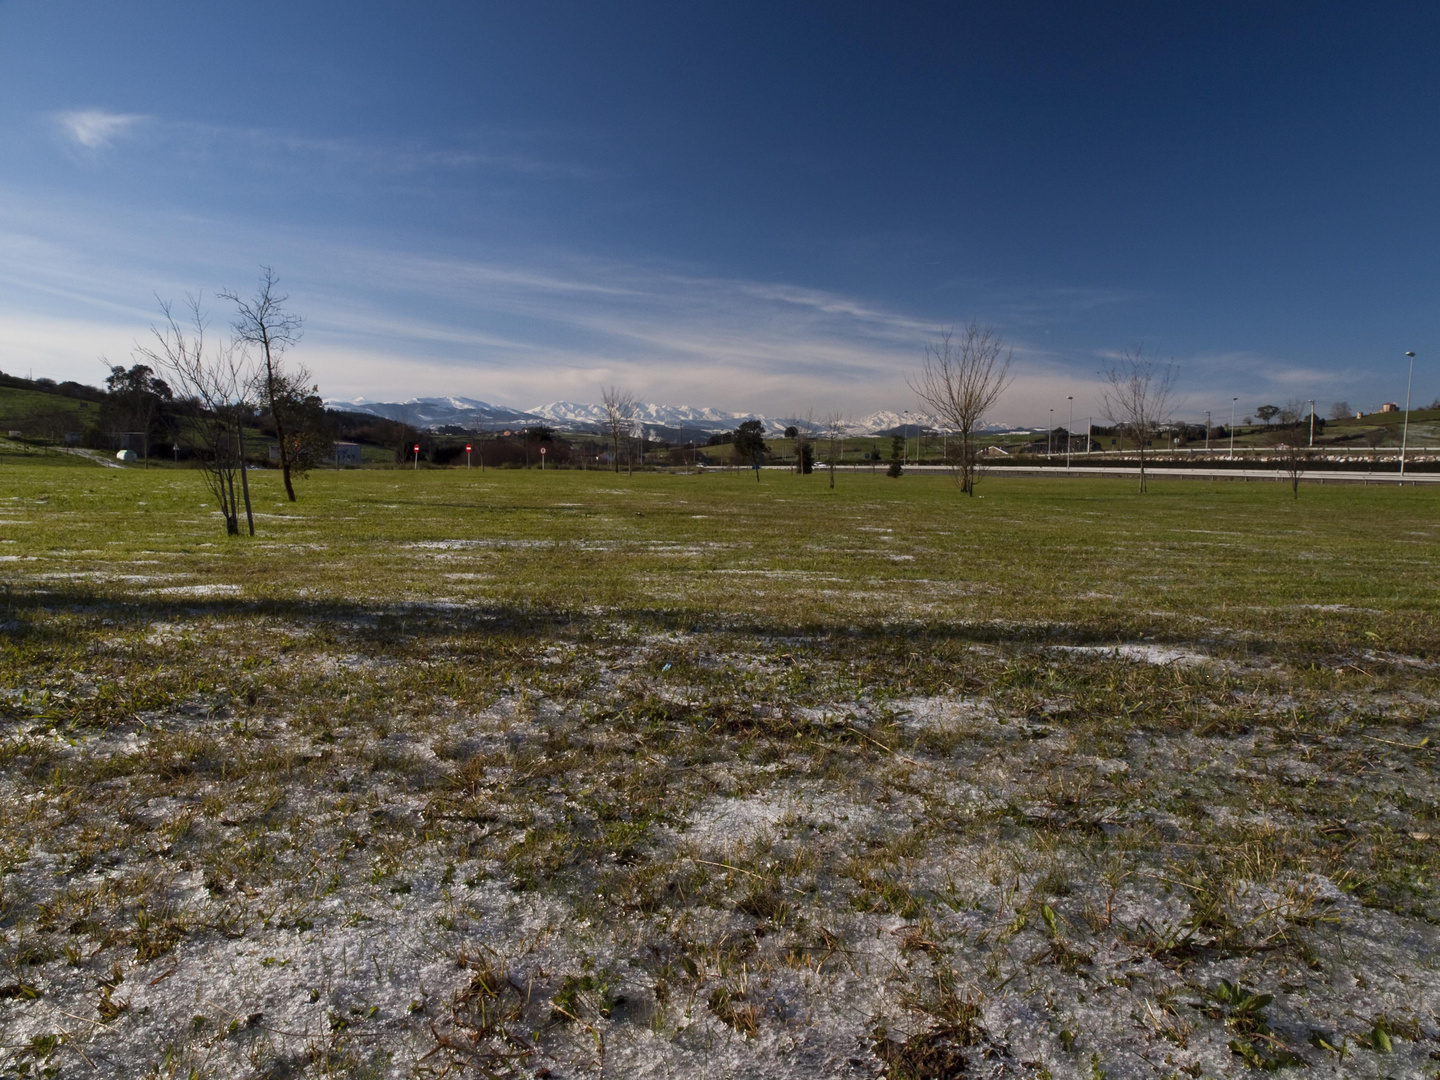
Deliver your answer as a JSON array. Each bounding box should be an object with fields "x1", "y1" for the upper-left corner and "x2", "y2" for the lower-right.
[{"x1": 327, "y1": 395, "x2": 1020, "y2": 436}]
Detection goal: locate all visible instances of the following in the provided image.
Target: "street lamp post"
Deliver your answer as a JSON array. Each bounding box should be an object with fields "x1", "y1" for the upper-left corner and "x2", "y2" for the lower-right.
[
  {"x1": 1229, "y1": 398, "x2": 1238, "y2": 459},
  {"x1": 1401, "y1": 352, "x2": 1416, "y2": 476},
  {"x1": 1066, "y1": 396, "x2": 1073, "y2": 468},
  {"x1": 1205, "y1": 411, "x2": 1210, "y2": 452},
  {"x1": 1048, "y1": 408, "x2": 1054, "y2": 458},
  {"x1": 1308, "y1": 400, "x2": 1315, "y2": 448}
]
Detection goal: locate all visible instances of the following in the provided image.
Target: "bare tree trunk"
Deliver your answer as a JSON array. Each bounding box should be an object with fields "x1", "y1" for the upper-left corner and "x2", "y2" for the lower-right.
[
  {"x1": 264, "y1": 337, "x2": 296, "y2": 502},
  {"x1": 236, "y1": 418, "x2": 255, "y2": 535},
  {"x1": 223, "y1": 451, "x2": 240, "y2": 535}
]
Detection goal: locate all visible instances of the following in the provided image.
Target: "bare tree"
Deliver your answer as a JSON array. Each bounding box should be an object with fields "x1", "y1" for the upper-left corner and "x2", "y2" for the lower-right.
[
  {"x1": 1100, "y1": 344, "x2": 1179, "y2": 494},
  {"x1": 221, "y1": 268, "x2": 305, "y2": 502},
  {"x1": 791, "y1": 421, "x2": 814, "y2": 475},
  {"x1": 1266, "y1": 432, "x2": 1312, "y2": 499},
  {"x1": 600, "y1": 386, "x2": 635, "y2": 474},
  {"x1": 1329, "y1": 401, "x2": 1352, "y2": 421},
  {"x1": 136, "y1": 295, "x2": 256, "y2": 535},
  {"x1": 822, "y1": 413, "x2": 846, "y2": 489},
  {"x1": 909, "y1": 322, "x2": 1013, "y2": 495}
]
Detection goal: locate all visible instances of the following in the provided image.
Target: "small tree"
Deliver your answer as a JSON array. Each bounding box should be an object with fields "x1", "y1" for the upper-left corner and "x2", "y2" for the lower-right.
[
  {"x1": 791, "y1": 423, "x2": 813, "y2": 475},
  {"x1": 887, "y1": 434, "x2": 904, "y2": 478},
  {"x1": 1329, "y1": 401, "x2": 1352, "y2": 421},
  {"x1": 823, "y1": 413, "x2": 846, "y2": 489},
  {"x1": 1267, "y1": 433, "x2": 1311, "y2": 499},
  {"x1": 909, "y1": 322, "x2": 1013, "y2": 495},
  {"x1": 1255, "y1": 404, "x2": 1280, "y2": 427},
  {"x1": 137, "y1": 295, "x2": 256, "y2": 535},
  {"x1": 733, "y1": 419, "x2": 767, "y2": 481},
  {"x1": 222, "y1": 268, "x2": 305, "y2": 501},
  {"x1": 1100, "y1": 344, "x2": 1179, "y2": 494},
  {"x1": 600, "y1": 386, "x2": 635, "y2": 474}
]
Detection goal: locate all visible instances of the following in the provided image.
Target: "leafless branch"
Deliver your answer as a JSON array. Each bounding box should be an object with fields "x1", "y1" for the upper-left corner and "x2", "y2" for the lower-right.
[
  {"x1": 909, "y1": 322, "x2": 1013, "y2": 495},
  {"x1": 1099, "y1": 344, "x2": 1178, "y2": 494},
  {"x1": 221, "y1": 267, "x2": 306, "y2": 501},
  {"x1": 135, "y1": 294, "x2": 256, "y2": 535},
  {"x1": 600, "y1": 386, "x2": 636, "y2": 474}
]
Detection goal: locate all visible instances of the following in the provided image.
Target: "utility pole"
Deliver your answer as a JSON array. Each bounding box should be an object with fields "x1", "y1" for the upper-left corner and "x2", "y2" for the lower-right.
[
  {"x1": 1229, "y1": 398, "x2": 1237, "y2": 459},
  {"x1": 1048, "y1": 408, "x2": 1054, "y2": 458},
  {"x1": 1401, "y1": 352, "x2": 1416, "y2": 476},
  {"x1": 1308, "y1": 400, "x2": 1316, "y2": 447},
  {"x1": 1205, "y1": 411, "x2": 1210, "y2": 452},
  {"x1": 1066, "y1": 396, "x2": 1073, "y2": 468}
]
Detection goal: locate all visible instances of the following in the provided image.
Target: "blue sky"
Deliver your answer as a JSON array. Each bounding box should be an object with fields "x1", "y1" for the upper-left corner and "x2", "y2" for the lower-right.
[{"x1": 1, "y1": 1, "x2": 1436, "y2": 424}]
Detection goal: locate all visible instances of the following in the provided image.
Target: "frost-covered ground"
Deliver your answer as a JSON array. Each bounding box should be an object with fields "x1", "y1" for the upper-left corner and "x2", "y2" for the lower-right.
[
  {"x1": 3, "y1": 614, "x2": 1439, "y2": 1079},
  {"x1": 4, "y1": 468, "x2": 1440, "y2": 1078}
]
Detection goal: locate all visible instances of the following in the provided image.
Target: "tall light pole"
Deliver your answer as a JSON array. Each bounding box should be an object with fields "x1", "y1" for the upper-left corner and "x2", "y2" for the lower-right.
[
  {"x1": 1066, "y1": 396, "x2": 1073, "y2": 468},
  {"x1": 1401, "y1": 352, "x2": 1416, "y2": 476},
  {"x1": 1048, "y1": 408, "x2": 1054, "y2": 458},
  {"x1": 1308, "y1": 400, "x2": 1315, "y2": 448},
  {"x1": 1229, "y1": 398, "x2": 1238, "y2": 459},
  {"x1": 1205, "y1": 410, "x2": 1211, "y2": 452}
]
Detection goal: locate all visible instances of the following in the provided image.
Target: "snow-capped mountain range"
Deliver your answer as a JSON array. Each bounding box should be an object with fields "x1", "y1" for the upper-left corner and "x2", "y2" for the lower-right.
[{"x1": 328, "y1": 396, "x2": 1026, "y2": 437}]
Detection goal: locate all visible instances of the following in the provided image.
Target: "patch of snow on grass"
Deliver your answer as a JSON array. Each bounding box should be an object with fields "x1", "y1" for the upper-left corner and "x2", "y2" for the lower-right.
[{"x1": 1055, "y1": 643, "x2": 1209, "y2": 665}]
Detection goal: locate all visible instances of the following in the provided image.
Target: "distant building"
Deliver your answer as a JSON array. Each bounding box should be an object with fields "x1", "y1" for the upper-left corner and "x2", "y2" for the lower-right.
[{"x1": 1381, "y1": 402, "x2": 1400, "y2": 413}]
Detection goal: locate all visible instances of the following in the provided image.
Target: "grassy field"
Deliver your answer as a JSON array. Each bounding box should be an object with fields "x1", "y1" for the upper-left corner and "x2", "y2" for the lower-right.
[{"x1": 2, "y1": 464, "x2": 1439, "y2": 1078}]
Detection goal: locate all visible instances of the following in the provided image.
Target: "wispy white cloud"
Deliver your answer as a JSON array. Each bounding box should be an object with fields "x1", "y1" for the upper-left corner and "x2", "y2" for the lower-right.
[
  {"x1": 47, "y1": 107, "x2": 599, "y2": 181},
  {"x1": 1, "y1": 184, "x2": 1384, "y2": 425},
  {"x1": 54, "y1": 109, "x2": 146, "y2": 148}
]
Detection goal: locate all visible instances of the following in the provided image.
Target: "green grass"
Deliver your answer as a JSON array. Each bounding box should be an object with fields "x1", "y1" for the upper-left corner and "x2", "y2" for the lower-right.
[
  {"x1": 0, "y1": 385, "x2": 99, "y2": 426},
  {"x1": 4, "y1": 465, "x2": 1435, "y2": 649},
  {"x1": 2, "y1": 463, "x2": 1439, "y2": 1076}
]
